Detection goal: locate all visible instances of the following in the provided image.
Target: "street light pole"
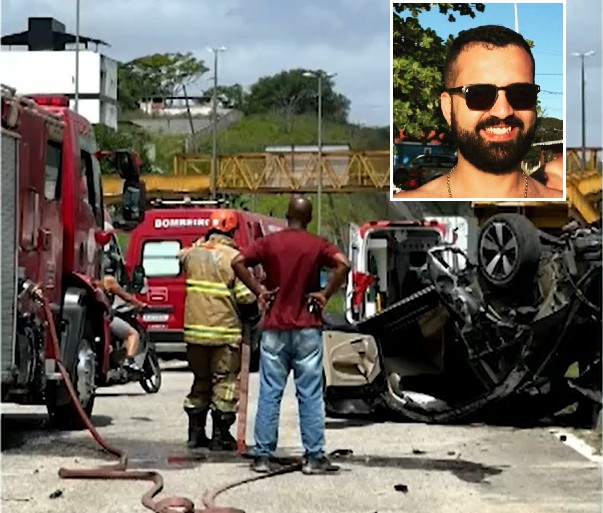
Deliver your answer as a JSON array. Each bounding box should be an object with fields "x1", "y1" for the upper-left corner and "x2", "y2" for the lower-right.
[
  {"x1": 317, "y1": 73, "x2": 323, "y2": 235},
  {"x1": 573, "y1": 51, "x2": 595, "y2": 169},
  {"x1": 75, "y1": 0, "x2": 80, "y2": 113},
  {"x1": 303, "y1": 70, "x2": 336, "y2": 236},
  {"x1": 207, "y1": 47, "x2": 226, "y2": 200}
]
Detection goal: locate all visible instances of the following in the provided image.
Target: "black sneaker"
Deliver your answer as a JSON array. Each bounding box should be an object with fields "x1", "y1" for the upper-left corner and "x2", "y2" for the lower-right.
[
  {"x1": 301, "y1": 455, "x2": 340, "y2": 475},
  {"x1": 250, "y1": 456, "x2": 272, "y2": 473}
]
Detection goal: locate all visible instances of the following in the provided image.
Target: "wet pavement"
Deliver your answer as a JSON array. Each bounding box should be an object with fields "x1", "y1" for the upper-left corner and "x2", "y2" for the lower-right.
[{"x1": 2, "y1": 362, "x2": 601, "y2": 513}]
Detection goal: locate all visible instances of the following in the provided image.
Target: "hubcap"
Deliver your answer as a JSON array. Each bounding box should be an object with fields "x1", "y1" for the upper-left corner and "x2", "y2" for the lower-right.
[
  {"x1": 479, "y1": 221, "x2": 519, "y2": 281},
  {"x1": 75, "y1": 340, "x2": 96, "y2": 405}
]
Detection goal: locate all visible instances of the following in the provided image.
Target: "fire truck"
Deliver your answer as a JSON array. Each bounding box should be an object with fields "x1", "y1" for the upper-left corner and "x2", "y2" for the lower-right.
[{"x1": 1, "y1": 85, "x2": 116, "y2": 429}]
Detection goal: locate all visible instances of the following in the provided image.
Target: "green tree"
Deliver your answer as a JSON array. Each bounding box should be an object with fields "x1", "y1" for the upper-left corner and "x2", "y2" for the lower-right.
[
  {"x1": 94, "y1": 124, "x2": 155, "y2": 174},
  {"x1": 392, "y1": 3, "x2": 485, "y2": 142},
  {"x1": 244, "y1": 69, "x2": 350, "y2": 132},
  {"x1": 204, "y1": 84, "x2": 246, "y2": 109},
  {"x1": 117, "y1": 52, "x2": 209, "y2": 113}
]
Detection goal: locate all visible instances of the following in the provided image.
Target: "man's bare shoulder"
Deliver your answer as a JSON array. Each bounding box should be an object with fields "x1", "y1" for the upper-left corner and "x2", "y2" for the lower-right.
[
  {"x1": 529, "y1": 178, "x2": 565, "y2": 199},
  {"x1": 393, "y1": 175, "x2": 449, "y2": 199}
]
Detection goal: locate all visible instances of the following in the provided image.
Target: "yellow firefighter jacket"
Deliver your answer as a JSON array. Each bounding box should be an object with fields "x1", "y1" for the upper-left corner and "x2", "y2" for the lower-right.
[{"x1": 180, "y1": 233, "x2": 255, "y2": 346}]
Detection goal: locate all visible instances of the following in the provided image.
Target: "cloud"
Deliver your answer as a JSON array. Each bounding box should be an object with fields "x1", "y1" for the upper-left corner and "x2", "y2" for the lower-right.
[{"x1": 1, "y1": 0, "x2": 390, "y2": 126}]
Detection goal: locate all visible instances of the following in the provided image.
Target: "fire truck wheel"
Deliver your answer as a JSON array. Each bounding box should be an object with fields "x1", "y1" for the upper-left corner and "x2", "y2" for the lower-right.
[
  {"x1": 47, "y1": 337, "x2": 97, "y2": 430},
  {"x1": 477, "y1": 213, "x2": 542, "y2": 290}
]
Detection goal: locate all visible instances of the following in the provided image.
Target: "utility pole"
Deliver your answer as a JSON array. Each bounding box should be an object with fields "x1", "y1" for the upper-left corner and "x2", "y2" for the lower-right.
[
  {"x1": 303, "y1": 70, "x2": 337, "y2": 236},
  {"x1": 317, "y1": 73, "x2": 323, "y2": 235},
  {"x1": 572, "y1": 51, "x2": 595, "y2": 169},
  {"x1": 207, "y1": 47, "x2": 226, "y2": 199},
  {"x1": 75, "y1": 0, "x2": 80, "y2": 113}
]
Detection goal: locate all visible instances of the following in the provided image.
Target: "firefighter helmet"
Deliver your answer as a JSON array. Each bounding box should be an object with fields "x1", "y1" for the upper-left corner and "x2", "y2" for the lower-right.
[{"x1": 210, "y1": 210, "x2": 238, "y2": 233}]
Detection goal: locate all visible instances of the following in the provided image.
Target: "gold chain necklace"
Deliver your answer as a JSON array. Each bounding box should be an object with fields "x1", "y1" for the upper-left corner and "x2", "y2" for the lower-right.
[{"x1": 447, "y1": 167, "x2": 528, "y2": 198}]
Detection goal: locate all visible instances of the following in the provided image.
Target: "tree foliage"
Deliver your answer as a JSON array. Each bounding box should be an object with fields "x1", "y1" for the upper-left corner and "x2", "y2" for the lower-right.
[
  {"x1": 117, "y1": 52, "x2": 209, "y2": 112},
  {"x1": 204, "y1": 84, "x2": 246, "y2": 109},
  {"x1": 243, "y1": 69, "x2": 350, "y2": 132},
  {"x1": 392, "y1": 3, "x2": 485, "y2": 142},
  {"x1": 94, "y1": 124, "x2": 155, "y2": 174}
]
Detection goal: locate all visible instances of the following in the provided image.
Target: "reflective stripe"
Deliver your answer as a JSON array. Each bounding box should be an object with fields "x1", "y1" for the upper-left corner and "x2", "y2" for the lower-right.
[
  {"x1": 184, "y1": 331, "x2": 241, "y2": 342},
  {"x1": 234, "y1": 284, "x2": 253, "y2": 301},
  {"x1": 186, "y1": 279, "x2": 229, "y2": 291},
  {"x1": 187, "y1": 286, "x2": 232, "y2": 297},
  {"x1": 185, "y1": 324, "x2": 242, "y2": 335},
  {"x1": 186, "y1": 279, "x2": 235, "y2": 298},
  {"x1": 184, "y1": 324, "x2": 242, "y2": 342}
]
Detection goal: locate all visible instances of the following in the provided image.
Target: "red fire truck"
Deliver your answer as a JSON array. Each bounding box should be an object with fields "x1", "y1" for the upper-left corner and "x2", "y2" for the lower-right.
[{"x1": 1, "y1": 85, "x2": 114, "y2": 429}]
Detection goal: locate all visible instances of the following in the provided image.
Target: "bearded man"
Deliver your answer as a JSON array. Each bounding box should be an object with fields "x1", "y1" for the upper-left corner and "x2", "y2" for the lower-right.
[{"x1": 394, "y1": 24, "x2": 563, "y2": 199}]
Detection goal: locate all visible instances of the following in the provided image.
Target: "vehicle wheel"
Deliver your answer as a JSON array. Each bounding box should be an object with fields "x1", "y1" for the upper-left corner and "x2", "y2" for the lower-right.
[
  {"x1": 393, "y1": 168, "x2": 408, "y2": 188},
  {"x1": 47, "y1": 337, "x2": 97, "y2": 430},
  {"x1": 477, "y1": 214, "x2": 542, "y2": 289},
  {"x1": 140, "y1": 348, "x2": 162, "y2": 393}
]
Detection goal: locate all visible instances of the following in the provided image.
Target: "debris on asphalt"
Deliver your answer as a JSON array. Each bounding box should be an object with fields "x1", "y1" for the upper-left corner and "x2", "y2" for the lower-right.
[
  {"x1": 49, "y1": 489, "x2": 63, "y2": 499},
  {"x1": 560, "y1": 435, "x2": 567, "y2": 442},
  {"x1": 394, "y1": 484, "x2": 409, "y2": 493}
]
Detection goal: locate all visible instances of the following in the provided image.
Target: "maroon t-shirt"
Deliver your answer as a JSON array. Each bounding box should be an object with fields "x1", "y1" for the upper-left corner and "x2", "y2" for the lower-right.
[{"x1": 240, "y1": 228, "x2": 342, "y2": 330}]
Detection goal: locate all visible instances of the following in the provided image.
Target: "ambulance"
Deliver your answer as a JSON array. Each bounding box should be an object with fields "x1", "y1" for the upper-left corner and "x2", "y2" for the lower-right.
[{"x1": 124, "y1": 200, "x2": 287, "y2": 360}]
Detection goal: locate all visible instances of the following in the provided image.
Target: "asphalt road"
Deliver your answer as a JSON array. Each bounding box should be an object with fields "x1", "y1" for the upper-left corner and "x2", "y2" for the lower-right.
[{"x1": 2, "y1": 362, "x2": 601, "y2": 513}]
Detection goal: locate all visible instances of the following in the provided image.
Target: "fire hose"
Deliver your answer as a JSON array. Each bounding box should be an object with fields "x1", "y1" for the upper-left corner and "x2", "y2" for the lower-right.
[{"x1": 30, "y1": 283, "x2": 304, "y2": 513}]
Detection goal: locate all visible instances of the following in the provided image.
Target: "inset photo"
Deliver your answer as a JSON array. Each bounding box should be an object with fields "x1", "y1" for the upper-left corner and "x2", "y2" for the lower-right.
[{"x1": 390, "y1": 2, "x2": 565, "y2": 200}]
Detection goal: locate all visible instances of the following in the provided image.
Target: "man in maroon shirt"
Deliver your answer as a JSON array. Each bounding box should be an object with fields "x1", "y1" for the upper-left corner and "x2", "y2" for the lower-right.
[{"x1": 232, "y1": 194, "x2": 350, "y2": 474}]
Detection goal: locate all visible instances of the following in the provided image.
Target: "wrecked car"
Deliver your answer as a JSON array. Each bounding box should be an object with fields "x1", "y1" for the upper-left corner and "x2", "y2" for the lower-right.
[{"x1": 322, "y1": 213, "x2": 602, "y2": 425}]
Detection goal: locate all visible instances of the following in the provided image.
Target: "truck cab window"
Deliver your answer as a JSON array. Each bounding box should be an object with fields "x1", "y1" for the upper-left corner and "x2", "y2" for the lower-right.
[
  {"x1": 142, "y1": 240, "x2": 182, "y2": 277},
  {"x1": 44, "y1": 141, "x2": 62, "y2": 201},
  {"x1": 81, "y1": 150, "x2": 103, "y2": 227}
]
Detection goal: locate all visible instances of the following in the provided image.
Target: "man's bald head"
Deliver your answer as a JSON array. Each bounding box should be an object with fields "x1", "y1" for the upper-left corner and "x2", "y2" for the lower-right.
[{"x1": 286, "y1": 194, "x2": 313, "y2": 227}]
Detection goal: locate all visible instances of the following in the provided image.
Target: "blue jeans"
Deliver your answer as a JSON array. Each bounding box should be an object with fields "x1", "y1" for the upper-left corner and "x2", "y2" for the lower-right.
[{"x1": 253, "y1": 328, "x2": 325, "y2": 459}]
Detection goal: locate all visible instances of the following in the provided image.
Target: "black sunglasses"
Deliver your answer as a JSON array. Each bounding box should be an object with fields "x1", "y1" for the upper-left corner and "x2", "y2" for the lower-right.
[{"x1": 446, "y1": 83, "x2": 540, "y2": 111}]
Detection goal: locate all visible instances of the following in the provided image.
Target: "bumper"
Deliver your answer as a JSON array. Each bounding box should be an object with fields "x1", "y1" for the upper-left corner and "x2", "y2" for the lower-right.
[{"x1": 148, "y1": 330, "x2": 186, "y2": 355}]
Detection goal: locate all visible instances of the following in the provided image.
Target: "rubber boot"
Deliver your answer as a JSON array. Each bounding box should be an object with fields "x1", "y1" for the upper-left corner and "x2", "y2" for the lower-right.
[
  {"x1": 208, "y1": 410, "x2": 237, "y2": 451},
  {"x1": 186, "y1": 409, "x2": 210, "y2": 449}
]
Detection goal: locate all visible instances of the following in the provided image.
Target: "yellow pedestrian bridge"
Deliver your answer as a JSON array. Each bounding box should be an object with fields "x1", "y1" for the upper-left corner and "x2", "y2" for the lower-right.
[{"x1": 102, "y1": 150, "x2": 391, "y2": 204}]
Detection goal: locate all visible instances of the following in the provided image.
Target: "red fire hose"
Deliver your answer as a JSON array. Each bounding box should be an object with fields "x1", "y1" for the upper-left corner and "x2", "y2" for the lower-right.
[{"x1": 31, "y1": 285, "x2": 301, "y2": 513}]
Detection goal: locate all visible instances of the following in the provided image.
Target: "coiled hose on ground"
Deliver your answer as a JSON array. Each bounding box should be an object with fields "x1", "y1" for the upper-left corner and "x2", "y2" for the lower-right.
[{"x1": 31, "y1": 283, "x2": 303, "y2": 513}]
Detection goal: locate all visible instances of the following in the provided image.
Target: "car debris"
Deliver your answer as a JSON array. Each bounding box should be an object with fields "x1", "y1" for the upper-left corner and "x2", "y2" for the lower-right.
[{"x1": 323, "y1": 214, "x2": 602, "y2": 425}]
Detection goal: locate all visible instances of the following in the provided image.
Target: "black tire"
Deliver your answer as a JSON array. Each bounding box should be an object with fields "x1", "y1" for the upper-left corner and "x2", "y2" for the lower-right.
[
  {"x1": 139, "y1": 348, "x2": 162, "y2": 393},
  {"x1": 47, "y1": 337, "x2": 97, "y2": 430},
  {"x1": 393, "y1": 168, "x2": 408, "y2": 188},
  {"x1": 477, "y1": 214, "x2": 542, "y2": 290}
]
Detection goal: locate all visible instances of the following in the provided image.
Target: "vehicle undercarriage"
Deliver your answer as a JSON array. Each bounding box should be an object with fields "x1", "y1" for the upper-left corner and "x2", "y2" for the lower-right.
[{"x1": 324, "y1": 214, "x2": 602, "y2": 426}]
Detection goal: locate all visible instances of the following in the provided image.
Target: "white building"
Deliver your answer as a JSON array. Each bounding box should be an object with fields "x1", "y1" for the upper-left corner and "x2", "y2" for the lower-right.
[{"x1": 1, "y1": 17, "x2": 119, "y2": 129}]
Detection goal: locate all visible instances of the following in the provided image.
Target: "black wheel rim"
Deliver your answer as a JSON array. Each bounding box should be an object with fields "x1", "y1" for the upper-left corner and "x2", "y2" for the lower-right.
[{"x1": 479, "y1": 221, "x2": 519, "y2": 281}]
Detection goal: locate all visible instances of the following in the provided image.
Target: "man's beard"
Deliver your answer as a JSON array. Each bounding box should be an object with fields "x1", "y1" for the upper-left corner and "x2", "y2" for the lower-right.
[{"x1": 450, "y1": 111, "x2": 537, "y2": 175}]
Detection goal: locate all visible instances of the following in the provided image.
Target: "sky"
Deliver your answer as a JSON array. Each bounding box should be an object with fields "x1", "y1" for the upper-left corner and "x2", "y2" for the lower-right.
[
  {"x1": 395, "y1": 1, "x2": 601, "y2": 148},
  {"x1": 399, "y1": 3, "x2": 563, "y2": 119},
  {"x1": 1, "y1": 1, "x2": 600, "y2": 146},
  {"x1": 0, "y1": 0, "x2": 390, "y2": 127}
]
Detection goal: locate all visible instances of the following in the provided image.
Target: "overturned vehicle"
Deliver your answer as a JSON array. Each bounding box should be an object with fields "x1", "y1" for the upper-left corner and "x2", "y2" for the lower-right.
[{"x1": 323, "y1": 214, "x2": 602, "y2": 425}]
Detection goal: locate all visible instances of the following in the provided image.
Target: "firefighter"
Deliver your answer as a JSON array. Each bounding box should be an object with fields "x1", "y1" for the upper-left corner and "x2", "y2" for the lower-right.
[{"x1": 180, "y1": 210, "x2": 258, "y2": 451}]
